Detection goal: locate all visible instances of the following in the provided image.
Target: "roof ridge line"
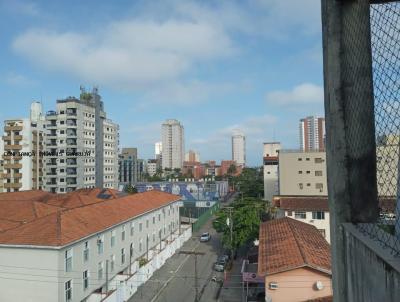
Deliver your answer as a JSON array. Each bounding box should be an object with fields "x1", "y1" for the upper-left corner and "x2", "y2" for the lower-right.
[{"x1": 286, "y1": 218, "x2": 309, "y2": 266}]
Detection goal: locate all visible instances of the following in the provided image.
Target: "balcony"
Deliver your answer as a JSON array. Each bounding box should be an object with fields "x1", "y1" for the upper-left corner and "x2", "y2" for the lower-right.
[
  {"x1": 66, "y1": 129, "x2": 77, "y2": 137},
  {"x1": 14, "y1": 173, "x2": 22, "y2": 178},
  {"x1": 14, "y1": 135, "x2": 23, "y2": 141},
  {"x1": 66, "y1": 109, "x2": 77, "y2": 116},
  {"x1": 4, "y1": 126, "x2": 23, "y2": 131},
  {"x1": 2, "y1": 155, "x2": 22, "y2": 161},
  {"x1": 47, "y1": 123, "x2": 57, "y2": 129},
  {"x1": 47, "y1": 160, "x2": 57, "y2": 167},
  {"x1": 4, "y1": 163, "x2": 22, "y2": 169},
  {"x1": 67, "y1": 159, "x2": 77, "y2": 166},
  {"x1": 4, "y1": 183, "x2": 22, "y2": 189},
  {"x1": 2, "y1": 136, "x2": 11, "y2": 141},
  {"x1": 66, "y1": 120, "x2": 77, "y2": 127},
  {"x1": 4, "y1": 144, "x2": 22, "y2": 150},
  {"x1": 66, "y1": 168, "x2": 77, "y2": 176}
]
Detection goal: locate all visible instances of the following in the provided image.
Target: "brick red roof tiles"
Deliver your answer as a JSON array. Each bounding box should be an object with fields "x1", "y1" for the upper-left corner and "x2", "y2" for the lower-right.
[
  {"x1": 258, "y1": 217, "x2": 331, "y2": 276},
  {"x1": 0, "y1": 189, "x2": 180, "y2": 246},
  {"x1": 273, "y1": 196, "x2": 329, "y2": 212}
]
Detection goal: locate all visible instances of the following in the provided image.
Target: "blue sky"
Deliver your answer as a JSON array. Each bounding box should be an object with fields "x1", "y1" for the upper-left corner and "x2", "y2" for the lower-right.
[{"x1": 0, "y1": 0, "x2": 324, "y2": 166}]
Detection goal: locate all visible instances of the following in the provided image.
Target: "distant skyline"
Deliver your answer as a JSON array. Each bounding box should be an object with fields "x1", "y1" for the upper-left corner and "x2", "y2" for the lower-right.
[{"x1": 0, "y1": 0, "x2": 324, "y2": 166}]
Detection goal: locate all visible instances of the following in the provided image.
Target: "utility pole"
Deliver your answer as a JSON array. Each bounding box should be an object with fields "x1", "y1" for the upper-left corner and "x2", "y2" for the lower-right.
[
  {"x1": 179, "y1": 251, "x2": 205, "y2": 302},
  {"x1": 105, "y1": 259, "x2": 109, "y2": 293},
  {"x1": 224, "y1": 206, "x2": 234, "y2": 258}
]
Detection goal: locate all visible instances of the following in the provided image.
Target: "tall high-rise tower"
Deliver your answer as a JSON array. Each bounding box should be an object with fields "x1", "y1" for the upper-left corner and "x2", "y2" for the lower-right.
[
  {"x1": 161, "y1": 119, "x2": 184, "y2": 170},
  {"x1": 299, "y1": 116, "x2": 325, "y2": 151},
  {"x1": 232, "y1": 130, "x2": 246, "y2": 166}
]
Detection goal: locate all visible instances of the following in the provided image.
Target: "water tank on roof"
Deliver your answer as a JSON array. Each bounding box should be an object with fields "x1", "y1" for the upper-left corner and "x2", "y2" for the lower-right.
[{"x1": 30, "y1": 101, "x2": 43, "y2": 122}]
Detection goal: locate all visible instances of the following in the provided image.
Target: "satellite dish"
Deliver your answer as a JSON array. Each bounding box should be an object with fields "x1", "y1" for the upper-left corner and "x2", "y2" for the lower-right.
[{"x1": 315, "y1": 281, "x2": 324, "y2": 290}]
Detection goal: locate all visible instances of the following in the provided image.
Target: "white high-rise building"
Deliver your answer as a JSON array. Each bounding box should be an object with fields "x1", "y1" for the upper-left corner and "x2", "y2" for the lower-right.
[
  {"x1": 155, "y1": 142, "x2": 162, "y2": 158},
  {"x1": 44, "y1": 87, "x2": 119, "y2": 193},
  {"x1": 299, "y1": 116, "x2": 326, "y2": 151},
  {"x1": 161, "y1": 119, "x2": 184, "y2": 170},
  {"x1": 263, "y1": 142, "x2": 281, "y2": 201},
  {"x1": 232, "y1": 130, "x2": 246, "y2": 166}
]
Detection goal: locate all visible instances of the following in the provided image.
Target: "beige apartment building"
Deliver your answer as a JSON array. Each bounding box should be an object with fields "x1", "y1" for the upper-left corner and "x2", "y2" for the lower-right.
[
  {"x1": 278, "y1": 150, "x2": 327, "y2": 196},
  {"x1": 1, "y1": 106, "x2": 45, "y2": 192},
  {"x1": 376, "y1": 134, "x2": 399, "y2": 197}
]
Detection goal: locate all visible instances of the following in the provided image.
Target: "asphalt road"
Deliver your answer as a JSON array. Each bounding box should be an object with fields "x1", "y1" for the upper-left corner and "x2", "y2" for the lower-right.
[{"x1": 129, "y1": 219, "x2": 224, "y2": 302}]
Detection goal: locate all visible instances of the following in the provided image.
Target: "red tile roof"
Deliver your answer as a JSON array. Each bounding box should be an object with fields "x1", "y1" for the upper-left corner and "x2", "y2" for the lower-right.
[
  {"x1": 0, "y1": 189, "x2": 180, "y2": 246},
  {"x1": 258, "y1": 217, "x2": 331, "y2": 276},
  {"x1": 273, "y1": 196, "x2": 329, "y2": 212}
]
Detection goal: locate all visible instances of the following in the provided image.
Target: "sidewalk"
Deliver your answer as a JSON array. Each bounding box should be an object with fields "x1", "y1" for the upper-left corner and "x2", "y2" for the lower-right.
[{"x1": 219, "y1": 256, "x2": 244, "y2": 302}]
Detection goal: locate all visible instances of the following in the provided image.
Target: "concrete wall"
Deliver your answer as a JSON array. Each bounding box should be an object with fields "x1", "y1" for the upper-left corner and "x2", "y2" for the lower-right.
[
  {"x1": 278, "y1": 151, "x2": 327, "y2": 196},
  {"x1": 265, "y1": 267, "x2": 332, "y2": 302},
  {"x1": 342, "y1": 224, "x2": 400, "y2": 302},
  {"x1": 0, "y1": 247, "x2": 59, "y2": 302}
]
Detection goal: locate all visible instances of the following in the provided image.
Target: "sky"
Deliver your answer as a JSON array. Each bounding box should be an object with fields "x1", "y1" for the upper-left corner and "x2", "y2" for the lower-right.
[{"x1": 0, "y1": 0, "x2": 325, "y2": 166}]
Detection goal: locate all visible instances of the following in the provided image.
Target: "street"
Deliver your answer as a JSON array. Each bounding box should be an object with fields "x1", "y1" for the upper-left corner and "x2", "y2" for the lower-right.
[{"x1": 129, "y1": 219, "x2": 225, "y2": 302}]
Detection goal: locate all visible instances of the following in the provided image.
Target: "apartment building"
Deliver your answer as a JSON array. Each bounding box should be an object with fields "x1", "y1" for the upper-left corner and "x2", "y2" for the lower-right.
[
  {"x1": 147, "y1": 159, "x2": 158, "y2": 177},
  {"x1": 376, "y1": 134, "x2": 399, "y2": 197},
  {"x1": 273, "y1": 196, "x2": 331, "y2": 243},
  {"x1": 1, "y1": 102, "x2": 45, "y2": 192},
  {"x1": 0, "y1": 188, "x2": 181, "y2": 302},
  {"x1": 278, "y1": 150, "x2": 327, "y2": 196},
  {"x1": 299, "y1": 116, "x2": 325, "y2": 151},
  {"x1": 161, "y1": 119, "x2": 184, "y2": 170},
  {"x1": 232, "y1": 130, "x2": 246, "y2": 167},
  {"x1": 185, "y1": 150, "x2": 200, "y2": 162},
  {"x1": 0, "y1": 139, "x2": 3, "y2": 193},
  {"x1": 44, "y1": 87, "x2": 119, "y2": 193},
  {"x1": 103, "y1": 119, "x2": 119, "y2": 189},
  {"x1": 258, "y1": 218, "x2": 332, "y2": 302},
  {"x1": 263, "y1": 142, "x2": 281, "y2": 201}
]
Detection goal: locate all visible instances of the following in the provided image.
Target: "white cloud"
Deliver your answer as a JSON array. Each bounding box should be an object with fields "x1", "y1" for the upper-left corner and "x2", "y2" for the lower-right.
[
  {"x1": 0, "y1": 0, "x2": 40, "y2": 16},
  {"x1": 12, "y1": 19, "x2": 235, "y2": 91},
  {"x1": 266, "y1": 83, "x2": 324, "y2": 105}
]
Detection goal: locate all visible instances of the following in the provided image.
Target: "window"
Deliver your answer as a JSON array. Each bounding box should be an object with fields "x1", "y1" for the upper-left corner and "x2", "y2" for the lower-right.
[
  {"x1": 306, "y1": 171, "x2": 310, "y2": 174},
  {"x1": 298, "y1": 171, "x2": 303, "y2": 174},
  {"x1": 110, "y1": 255, "x2": 115, "y2": 272},
  {"x1": 153, "y1": 232, "x2": 156, "y2": 242},
  {"x1": 98, "y1": 262, "x2": 103, "y2": 279},
  {"x1": 111, "y1": 230, "x2": 116, "y2": 247},
  {"x1": 315, "y1": 157, "x2": 324, "y2": 163},
  {"x1": 146, "y1": 219, "x2": 149, "y2": 228},
  {"x1": 315, "y1": 171, "x2": 323, "y2": 176},
  {"x1": 298, "y1": 158, "x2": 302, "y2": 161},
  {"x1": 298, "y1": 183, "x2": 303, "y2": 189},
  {"x1": 122, "y1": 225, "x2": 126, "y2": 241},
  {"x1": 83, "y1": 270, "x2": 89, "y2": 290},
  {"x1": 316, "y1": 183, "x2": 324, "y2": 190},
  {"x1": 306, "y1": 157, "x2": 310, "y2": 161},
  {"x1": 153, "y1": 216, "x2": 156, "y2": 224},
  {"x1": 121, "y1": 248, "x2": 126, "y2": 264},
  {"x1": 307, "y1": 183, "x2": 311, "y2": 187},
  {"x1": 130, "y1": 222, "x2": 134, "y2": 236},
  {"x1": 65, "y1": 280, "x2": 72, "y2": 301},
  {"x1": 139, "y1": 239, "x2": 143, "y2": 252},
  {"x1": 312, "y1": 211, "x2": 325, "y2": 220},
  {"x1": 158, "y1": 214, "x2": 161, "y2": 221},
  {"x1": 83, "y1": 241, "x2": 89, "y2": 262},
  {"x1": 139, "y1": 222, "x2": 142, "y2": 231},
  {"x1": 294, "y1": 211, "x2": 306, "y2": 219},
  {"x1": 287, "y1": 211, "x2": 293, "y2": 216},
  {"x1": 97, "y1": 235, "x2": 104, "y2": 254},
  {"x1": 318, "y1": 229, "x2": 326, "y2": 238},
  {"x1": 65, "y1": 249, "x2": 72, "y2": 272}
]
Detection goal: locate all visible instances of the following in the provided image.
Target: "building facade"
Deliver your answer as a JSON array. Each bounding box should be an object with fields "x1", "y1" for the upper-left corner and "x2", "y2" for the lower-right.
[
  {"x1": 119, "y1": 148, "x2": 138, "y2": 187},
  {"x1": 44, "y1": 87, "x2": 119, "y2": 193},
  {"x1": 1, "y1": 102, "x2": 45, "y2": 192},
  {"x1": 0, "y1": 189, "x2": 181, "y2": 302},
  {"x1": 232, "y1": 130, "x2": 246, "y2": 166},
  {"x1": 299, "y1": 116, "x2": 325, "y2": 152},
  {"x1": 147, "y1": 159, "x2": 158, "y2": 177},
  {"x1": 185, "y1": 150, "x2": 200, "y2": 162},
  {"x1": 278, "y1": 150, "x2": 327, "y2": 196},
  {"x1": 273, "y1": 196, "x2": 331, "y2": 243},
  {"x1": 263, "y1": 142, "x2": 281, "y2": 201},
  {"x1": 161, "y1": 119, "x2": 184, "y2": 170}
]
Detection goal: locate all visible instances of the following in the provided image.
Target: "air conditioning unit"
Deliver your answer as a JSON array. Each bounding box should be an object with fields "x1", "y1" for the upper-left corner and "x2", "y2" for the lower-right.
[
  {"x1": 315, "y1": 281, "x2": 324, "y2": 291},
  {"x1": 269, "y1": 282, "x2": 278, "y2": 290}
]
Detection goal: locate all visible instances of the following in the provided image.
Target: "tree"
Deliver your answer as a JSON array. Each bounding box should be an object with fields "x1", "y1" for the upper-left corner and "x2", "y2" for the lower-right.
[
  {"x1": 124, "y1": 184, "x2": 138, "y2": 194},
  {"x1": 227, "y1": 164, "x2": 237, "y2": 176},
  {"x1": 213, "y1": 197, "x2": 267, "y2": 251}
]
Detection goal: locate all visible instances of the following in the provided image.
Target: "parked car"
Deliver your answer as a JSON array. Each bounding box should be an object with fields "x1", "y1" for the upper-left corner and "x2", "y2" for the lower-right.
[
  {"x1": 200, "y1": 232, "x2": 211, "y2": 242},
  {"x1": 214, "y1": 260, "x2": 226, "y2": 272},
  {"x1": 219, "y1": 254, "x2": 230, "y2": 263}
]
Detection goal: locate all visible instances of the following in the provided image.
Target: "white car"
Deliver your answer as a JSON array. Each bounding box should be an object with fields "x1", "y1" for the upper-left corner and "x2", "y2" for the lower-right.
[{"x1": 200, "y1": 232, "x2": 211, "y2": 242}]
